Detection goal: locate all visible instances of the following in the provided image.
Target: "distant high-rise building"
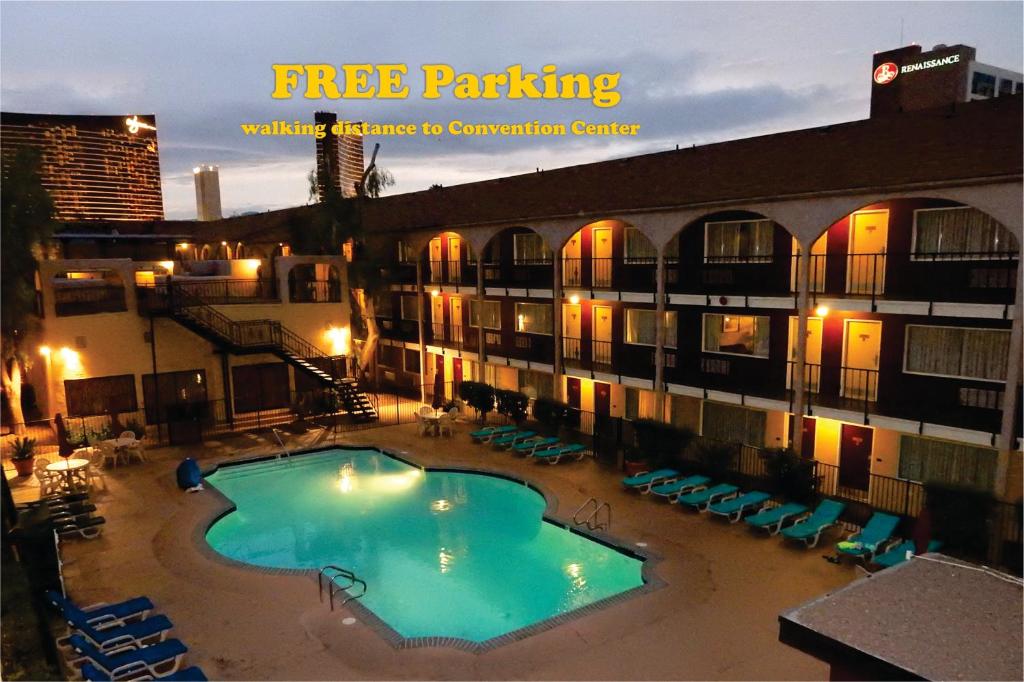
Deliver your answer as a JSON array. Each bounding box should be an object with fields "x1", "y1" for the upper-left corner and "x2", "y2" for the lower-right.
[
  {"x1": 314, "y1": 111, "x2": 364, "y2": 201},
  {"x1": 193, "y1": 164, "x2": 223, "y2": 221},
  {"x1": 871, "y1": 43, "x2": 1022, "y2": 117},
  {"x1": 0, "y1": 112, "x2": 164, "y2": 221}
]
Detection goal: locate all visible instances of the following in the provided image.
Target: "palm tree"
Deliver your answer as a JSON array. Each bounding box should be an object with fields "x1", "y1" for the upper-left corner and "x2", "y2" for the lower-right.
[
  {"x1": 290, "y1": 143, "x2": 394, "y2": 384},
  {"x1": 2, "y1": 149, "x2": 55, "y2": 432}
]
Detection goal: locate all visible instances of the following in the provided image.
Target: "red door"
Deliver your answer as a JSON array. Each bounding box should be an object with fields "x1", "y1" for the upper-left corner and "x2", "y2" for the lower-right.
[
  {"x1": 838, "y1": 424, "x2": 872, "y2": 491},
  {"x1": 452, "y1": 357, "x2": 463, "y2": 386},
  {"x1": 566, "y1": 377, "x2": 581, "y2": 408},
  {"x1": 594, "y1": 382, "x2": 611, "y2": 416},
  {"x1": 800, "y1": 417, "x2": 816, "y2": 459}
]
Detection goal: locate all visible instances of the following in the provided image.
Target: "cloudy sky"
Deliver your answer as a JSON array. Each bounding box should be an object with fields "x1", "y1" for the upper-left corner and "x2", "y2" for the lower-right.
[{"x1": 2, "y1": 1, "x2": 1021, "y2": 219}]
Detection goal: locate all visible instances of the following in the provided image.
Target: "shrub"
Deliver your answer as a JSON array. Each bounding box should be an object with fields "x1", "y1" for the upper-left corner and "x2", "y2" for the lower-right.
[
  {"x1": 495, "y1": 389, "x2": 529, "y2": 424},
  {"x1": 695, "y1": 440, "x2": 737, "y2": 479},
  {"x1": 533, "y1": 397, "x2": 570, "y2": 435},
  {"x1": 763, "y1": 448, "x2": 817, "y2": 503},
  {"x1": 633, "y1": 419, "x2": 694, "y2": 469},
  {"x1": 459, "y1": 381, "x2": 495, "y2": 421},
  {"x1": 925, "y1": 482, "x2": 995, "y2": 560}
]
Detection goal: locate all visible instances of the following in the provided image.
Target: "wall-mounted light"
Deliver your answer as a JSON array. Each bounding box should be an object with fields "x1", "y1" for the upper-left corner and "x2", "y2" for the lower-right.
[
  {"x1": 569, "y1": 294, "x2": 580, "y2": 305},
  {"x1": 325, "y1": 326, "x2": 350, "y2": 356},
  {"x1": 431, "y1": 289, "x2": 440, "y2": 298},
  {"x1": 814, "y1": 305, "x2": 830, "y2": 317},
  {"x1": 176, "y1": 242, "x2": 190, "y2": 250},
  {"x1": 38, "y1": 346, "x2": 51, "y2": 357},
  {"x1": 158, "y1": 260, "x2": 175, "y2": 273},
  {"x1": 59, "y1": 347, "x2": 82, "y2": 371}
]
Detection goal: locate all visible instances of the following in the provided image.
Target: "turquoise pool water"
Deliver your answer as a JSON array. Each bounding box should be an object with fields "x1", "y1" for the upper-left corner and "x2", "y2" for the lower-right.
[{"x1": 205, "y1": 448, "x2": 645, "y2": 643}]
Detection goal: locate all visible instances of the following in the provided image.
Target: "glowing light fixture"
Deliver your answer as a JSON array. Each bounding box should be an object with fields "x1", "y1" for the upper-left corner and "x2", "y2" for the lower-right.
[
  {"x1": 325, "y1": 326, "x2": 350, "y2": 356},
  {"x1": 431, "y1": 289, "x2": 440, "y2": 297},
  {"x1": 177, "y1": 242, "x2": 190, "y2": 250},
  {"x1": 815, "y1": 305, "x2": 830, "y2": 317},
  {"x1": 569, "y1": 294, "x2": 580, "y2": 305},
  {"x1": 38, "y1": 346, "x2": 51, "y2": 357},
  {"x1": 59, "y1": 347, "x2": 82, "y2": 371},
  {"x1": 158, "y1": 260, "x2": 175, "y2": 273}
]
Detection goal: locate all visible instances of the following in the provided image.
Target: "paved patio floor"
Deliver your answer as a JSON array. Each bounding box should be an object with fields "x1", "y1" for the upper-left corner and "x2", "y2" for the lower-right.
[{"x1": 6, "y1": 420, "x2": 858, "y2": 680}]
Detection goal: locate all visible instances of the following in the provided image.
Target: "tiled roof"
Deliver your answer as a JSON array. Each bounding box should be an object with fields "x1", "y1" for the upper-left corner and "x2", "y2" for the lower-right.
[{"x1": 60, "y1": 95, "x2": 1022, "y2": 241}]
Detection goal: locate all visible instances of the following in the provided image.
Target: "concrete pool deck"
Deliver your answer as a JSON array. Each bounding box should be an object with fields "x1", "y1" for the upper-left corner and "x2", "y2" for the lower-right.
[{"x1": 7, "y1": 421, "x2": 857, "y2": 680}]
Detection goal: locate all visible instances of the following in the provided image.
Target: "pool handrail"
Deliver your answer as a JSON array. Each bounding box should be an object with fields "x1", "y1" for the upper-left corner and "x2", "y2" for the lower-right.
[{"x1": 318, "y1": 565, "x2": 367, "y2": 610}]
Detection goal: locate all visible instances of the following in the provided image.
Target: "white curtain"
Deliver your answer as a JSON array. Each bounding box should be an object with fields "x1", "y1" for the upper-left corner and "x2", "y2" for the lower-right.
[
  {"x1": 706, "y1": 220, "x2": 774, "y2": 262},
  {"x1": 703, "y1": 314, "x2": 724, "y2": 352},
  {"x1": 914, "y1": 207, "x2": 1016, "y2": 257},
  {"x1": 514, "y1": 233, "x2": 552, "y2": 263},
  {"x1": 898, "y1": 435, "x2": 997, "y2": 490},
  {"x1": 515, "y1": 303, "x2": 552, "y2": 334},
  {"x1": 906, "y1": 325, "x2": 1008, "y2": 380},
  {"x1": 625, "y1": 227, "x2": 657, "y2": 262}
]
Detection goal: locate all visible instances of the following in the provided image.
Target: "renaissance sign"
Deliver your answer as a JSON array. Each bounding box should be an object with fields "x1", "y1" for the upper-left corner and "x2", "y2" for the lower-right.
[{"x1": 873, "y1": 54, "x2": 962, "y2": 85}]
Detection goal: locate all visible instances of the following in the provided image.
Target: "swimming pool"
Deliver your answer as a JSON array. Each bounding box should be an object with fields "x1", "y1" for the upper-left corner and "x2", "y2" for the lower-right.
[{"x1": 204, "y1": 448, "x2": 646, "y2": 644}]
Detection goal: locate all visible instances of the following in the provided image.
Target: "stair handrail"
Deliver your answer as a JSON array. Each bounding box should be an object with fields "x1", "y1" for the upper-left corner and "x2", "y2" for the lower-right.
[
  {"x1": 572, "y1": 497, "x2": 611, "y2": 531},
  {"x1": 317, "y1": 564, "x2": 367, "y2": 610}
]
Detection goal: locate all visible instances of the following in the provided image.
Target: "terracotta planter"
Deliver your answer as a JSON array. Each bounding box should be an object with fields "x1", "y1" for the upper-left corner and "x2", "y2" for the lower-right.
[
  {"x1": 12, "y1": 457, "x2": 34, "y2": 477},
  {"x1": 623, "y1": 460, "x2": 649, "y2": 477}
]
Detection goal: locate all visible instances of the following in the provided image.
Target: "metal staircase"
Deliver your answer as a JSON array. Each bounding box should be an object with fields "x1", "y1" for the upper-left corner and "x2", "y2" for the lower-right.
[{"x1": 156, "y1": 284, "x2": 377, "y2": 422}]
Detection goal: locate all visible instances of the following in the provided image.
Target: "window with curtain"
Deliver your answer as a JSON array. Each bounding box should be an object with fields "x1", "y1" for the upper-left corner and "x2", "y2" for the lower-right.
[
  {"x1": 898, "y1": 435, "x2": 997, "y2": 491},
  {"x1": 904, "y1": 325, "x2": 1009, "y2": 381},
  {"x1": 400, "y1": 295, "x2": 419, "y2": 321},
  {"x1": 705, "y1": 220, "x2": 774, "y2": 263},
  {"x1": 703, "y1": 314, "x2": 769, "y2": 357},
  {"x1": 624, "y1": 227, "x2": 657, "y2": 263},
  {"x1": 469, "y1": 299, "x2": 501, "y2": 329},
  {"x1": 64, "y1": 374, "x2": 138, "y2": 417},
  {"x1": 518, "y1": 369, "x2": 554, "y2": 399},
  {"x1": 373, "y1": 293, "x2": 394, "y2": 318},
  {"x1": 515, "y1": 302, "x2": 552, "y2": 334},
  {"x1": 664, "y1": 234, "x2": 680, "y2": 262},
  {"x1": 397, "y1": 240, "x2": 416, "y2": 263},
  {"x1": 912, "y1": 207, "x2": 1016, "y2": 259},
  {"x1": 513, "y1": 233, "x2": 552, "y2": 263},
  {"x1": 701, "y1": 401, "x2": 766, "y2": 446},
  {"x1": 625, "y1": 309, "x2": 677, "y2": 348}
]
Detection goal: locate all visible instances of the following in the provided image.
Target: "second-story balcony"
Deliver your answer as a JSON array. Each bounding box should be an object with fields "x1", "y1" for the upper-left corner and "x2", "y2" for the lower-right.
[
  {"x1": 428, "y1": 259, "x2": 477, "y2": 286},
  {"x1": 169, "y1": 278, "x2": 279, "y2": 305},
  {"x1": 55, "y1": 283, "x2": 127, "y2": 316},
  {"x1": 289, "y1": 279, "x2": 340, "y2": 303},
  {"x1": 807, "y1": 251, "x2": 1019, "y2": 305},
  {"x1": 665, "y1": 353, "x2": 791, "y2": 401},
  {"x1": 669, "y1": 254, "x2": 793, "y2": 297},
  {"x1": 377, "y1": 317, "x2": 419, "y2": 343},
  {"x1": 562, "y1": 257, "x2": 659, "y2": 292},
  {"x1": 483, "y1": 259, "x2": 554, "y2": 290}
]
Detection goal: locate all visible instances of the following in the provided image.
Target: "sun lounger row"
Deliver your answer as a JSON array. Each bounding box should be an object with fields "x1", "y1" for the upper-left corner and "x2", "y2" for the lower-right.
[
  {"x1": 621, "y1": 468, "x2": 936, "y2": 564},
  {"x1": 46, "y1": 591, "x2": 207, "y2": 681},
  {"x1": 469, "y1": 426, "x2": 589, "y2": 463},
  {"x1": 18, "y1": 489, "x2": 107, "y2": 539}
]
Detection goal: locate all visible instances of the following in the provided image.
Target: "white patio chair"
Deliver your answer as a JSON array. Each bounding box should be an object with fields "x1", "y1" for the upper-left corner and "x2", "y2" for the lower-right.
[
  {"x1": 34, "y1": 457, "x2": 63, "y2": 496},
  {"x1": 86, "y1": 449, "x2": 107, "y2": 490},
  {"x1": 438, "y1": 413, "x2": 455, "y2": 438},
  {"x1": 97, "y1": 440, "x2": 120, "y2": 468}
]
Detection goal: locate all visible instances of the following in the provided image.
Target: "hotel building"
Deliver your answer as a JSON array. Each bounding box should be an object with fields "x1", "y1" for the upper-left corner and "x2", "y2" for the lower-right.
[
  {"x1": 6, "y1": 49, "x2": 1023, "y2": 555},
  {"x1": 0, "y1": 112, "x2": 164, "y2": 221}
]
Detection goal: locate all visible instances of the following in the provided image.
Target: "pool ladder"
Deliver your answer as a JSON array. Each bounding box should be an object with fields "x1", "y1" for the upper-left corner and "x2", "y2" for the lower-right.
[
  {"x1": 272, "y1": 428, "x2": 291, "y2": 463},
  {"x1": 572, "y1": 497, "x2": 611, "y2": 532},
  {"x1": 318, "y1": 565, "x2": 367, "y2": 610}
]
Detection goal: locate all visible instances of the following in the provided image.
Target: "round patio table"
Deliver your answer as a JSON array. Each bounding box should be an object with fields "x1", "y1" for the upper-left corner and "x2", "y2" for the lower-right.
[{"x1": 46, "y1": 457, "x2": 89, "y2": 490}]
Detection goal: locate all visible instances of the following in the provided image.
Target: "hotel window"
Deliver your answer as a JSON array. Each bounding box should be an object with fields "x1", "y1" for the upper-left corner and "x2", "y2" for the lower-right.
[
  {"x1": 624, "y1": 387, "x2": 658, "y2": 420},
  {"x1": 231, "y1": 363, "x2": 290, "y2": 413},
  {"x1": 142, "y1": 370, "x2": 207, "y2": 424},
  {"x1": 912, "y1": 207, "x2": 1015, "y2": 259},
  {"x1": 397, "y1": 240, "x2": 416, "y2": 263},
  {"x1": 372, "y1": 293, "x2": 394, "y2": 318},
  {"x1": 64, "y1": 374, "x2": 138, "y2": 417},
  {"x1": 998, "y1": 78, "x2": 1014, "y2": 96},
  {"x1": 519, "y1": 369, "x2": 554, "y2": 400},
  {"x1": 701, "y1": 402, "x2": 766, "y2": 447},
  {"x1": 904, "y1": 325, "x2": 1009, "y2": 382},
  {"x1": 400, "y1": 295, "x2": 419, "y2": 321},
  {"x1": 404, "y1": 348, "x2": 421, "y2": 373},
  {"x1": 703, "y1": 314, "x2": 769, "y2": 357},
  {"x1": 971, "y1": 71, "x2": 996, "y2": 97},
  {"x1": 515, "y1": 302, "x2": 552, "y2": 335},
  {"x1": 513, "y1": 233, "x2": 552, "y2": 264},
  {"x1": 625, "y1": 309, "x2": 677, "y2": 348},
  {"x1": 898, "y1": 435, "x2": 997, "y2": 491},
  {"x1": 624, "y1": 227, "x2": 657, "y2": 263},
  {"x1": 705, "y1": 220, "x2": 774, "y2": 263},
  {"x1": 469, "y1": 300, "x2": 501, "y2": 330}
]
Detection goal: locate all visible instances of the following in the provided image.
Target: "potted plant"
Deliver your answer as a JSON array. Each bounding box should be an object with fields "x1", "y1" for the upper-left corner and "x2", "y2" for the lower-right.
[{"x1": 11, "y1": 437, "x2": 37, "y2": 477}]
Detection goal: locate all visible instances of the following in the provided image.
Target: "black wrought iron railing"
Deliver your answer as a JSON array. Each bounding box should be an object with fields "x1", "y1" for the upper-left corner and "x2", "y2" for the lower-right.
[
  {"x1": 289, "y1": 280, "x2": 340, "y2": 303},
  {"x1": 562, "y1": 336, "x2": 582, "y2": 364},
  {"x1": 169, "y1": 279, "x2": 278, "y2": 305},
  {"x1": 54, "y1": 285, "x2": 127, "y2": 316}
]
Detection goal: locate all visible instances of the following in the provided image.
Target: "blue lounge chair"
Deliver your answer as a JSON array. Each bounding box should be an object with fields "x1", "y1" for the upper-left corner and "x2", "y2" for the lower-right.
[
  {"x1": 872, "y1": 540, "x2": 943, "y2": 569},
  {"x1": 59, "y1": 611, "x2": 173, "y2": 652},
  {"x1": 46, "y1": 591, "x2": 153, "y2": 628},
  {"x1": 677, "y1": 483, "x2": 738, "y2": 512},
  {"x1": 780, "y1": 499, "x2": 846, "y2": 548},
  {"x1": 469, "y1": 425, "x2": 517, "y2": 443},
  {"x1": 835, "y1": 512, "x2": 902, "y2": 562},
  {"x1": 511, "y1": 437, "x2": 560, "y2": 455},
  {"x1": 744, "y1": 502, "x2": 809, "y2": 535},
  {"x1": 532, "y1": 443, "x2": 587, "y2": 464},
  {"x1": 708, "y1": 490, "x2": 771, "y2": 523},
  {"x1": 621, "y1": 469, "x2": 680, "y2": 494},
  {"x1": 67, "y1": 634, "x2": 187, "y2": 679},
  {"x1": 81, "y1": 662, "x2": 208, "y2": 681},
  {"x1": 491, "y1": 430, "x2": 536, "y2": 448},
  {"x1": 651, "y1": 475, "x2": 711, "y2": 502}
]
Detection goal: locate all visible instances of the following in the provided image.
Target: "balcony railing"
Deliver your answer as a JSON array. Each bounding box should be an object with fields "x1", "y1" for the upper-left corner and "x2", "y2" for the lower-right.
[
  {"x1": 378, "y1": 318, "x2": 419, "y2": 342},
  {"x1": 54, "y1": 285, "x2": 127, "y2": 316},
  {"x1": 289, "y1": 279, "x2": 340, "y2": 303},
  {"x1": 562, "y1": 336, "x2": 582, "y2": 365},
  {"x1": 670, "y1": 255, "x2": 791, "y2": 296},
  {"x1": 172, "y1": 279, "x2": 278, "y2": 305},
  {"x1": 484, "y1": 259, "x2": 554, "y2": 289},
  {"x1": 804, "y1": 251, "x2": 1019, "y2": 304},
  {"x1": 560, "y1": 257, "x2": 658, "y2": 291},
  {"x1": 512, "y1": 332, "x2": 555, "y2": 364}
]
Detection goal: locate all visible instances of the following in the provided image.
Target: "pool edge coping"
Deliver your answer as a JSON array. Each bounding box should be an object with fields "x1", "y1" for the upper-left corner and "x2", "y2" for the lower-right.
[{"x1": 193, "y1": 443, "x2": 667, "y2": 655}]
